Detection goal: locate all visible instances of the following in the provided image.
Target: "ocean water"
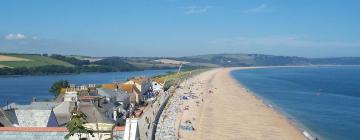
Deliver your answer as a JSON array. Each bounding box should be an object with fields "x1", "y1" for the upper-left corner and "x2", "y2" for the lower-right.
[
  {"x1": 231, "y1": 66, "x2": 360, "y2": 140},
  {"x1": 0, "y1": 69, "x2": 174, "y2": 106}
]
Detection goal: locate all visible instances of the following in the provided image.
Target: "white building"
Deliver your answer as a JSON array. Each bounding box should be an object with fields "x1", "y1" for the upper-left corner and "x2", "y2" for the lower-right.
[
  {"x1": 64, "y1": 91, "x2": 78, "y2": 102},
  {"x1": 152, "y1": 81, "x2": 163, "y2": 93},
  {"x1": 68, "y1": 123, "x2": 115, "y2": 140}
]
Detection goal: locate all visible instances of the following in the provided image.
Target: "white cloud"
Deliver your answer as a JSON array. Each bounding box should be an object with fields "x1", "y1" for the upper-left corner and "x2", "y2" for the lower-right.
[
  {"x1": 32, "y1": 36, "x2": 39, "y2": 40},
  {"x1": 4, "y1": 33, "x2": 27, "y2": 40},
  {"x1": 211, "y1": 36, "x2": 360, "y2": 48},
  {"x1": 3, "y1": 33, "x2": 39, "y2": 41},
  {"x1": 183, "y1": 6, "x2": 213, "y2": 14},
  {"x1": 245, "y1": 4, "x2": 272, "y2": 13}
]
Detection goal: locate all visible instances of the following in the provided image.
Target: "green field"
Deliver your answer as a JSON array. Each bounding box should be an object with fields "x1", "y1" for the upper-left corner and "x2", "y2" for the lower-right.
[{"x1": 0, "y1": 54, "x2": 74, "y2": 68}]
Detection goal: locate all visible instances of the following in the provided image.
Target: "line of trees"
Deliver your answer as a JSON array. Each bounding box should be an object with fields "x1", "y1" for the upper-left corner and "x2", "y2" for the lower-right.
[
  {"x1": 49, "y1": 80, "x2": 70, "y2": 97},
  {"x1": 0, "y1": 65, "x2": 77, "y2": 75},
  {"x1": 50, "y1": 54, "x2": 91, "y2": 66}
]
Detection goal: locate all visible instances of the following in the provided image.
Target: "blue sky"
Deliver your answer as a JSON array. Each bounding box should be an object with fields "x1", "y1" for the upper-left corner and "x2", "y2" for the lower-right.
[{"x1": 1, "y1": 0, "x2": 360, "y2": 57}]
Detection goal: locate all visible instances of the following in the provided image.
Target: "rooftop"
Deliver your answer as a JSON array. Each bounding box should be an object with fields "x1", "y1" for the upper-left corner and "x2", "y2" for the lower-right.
[{"x1": 3, "y1": 102, "x2": 60, "y2": 110}]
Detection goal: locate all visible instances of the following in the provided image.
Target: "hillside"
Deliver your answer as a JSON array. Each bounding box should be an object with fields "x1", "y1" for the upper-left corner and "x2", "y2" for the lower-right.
[
  {"x1": 0, "y1": 54, "x2": 74, "y2": 68},
  {"x1": 1, "y1": 53, "x2": 360, "y2": 75},
  {"x1": 176, "y1": 54, "x2": 360, "y2": 66},
  {"x1": 0, "y1": 54, "x2": 143, "y2": 75}
]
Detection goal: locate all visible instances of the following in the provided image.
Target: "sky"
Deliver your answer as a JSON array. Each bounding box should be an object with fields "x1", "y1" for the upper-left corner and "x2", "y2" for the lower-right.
[{"x1": 1, "y1": 0, "x2": 360, "y2": 58}]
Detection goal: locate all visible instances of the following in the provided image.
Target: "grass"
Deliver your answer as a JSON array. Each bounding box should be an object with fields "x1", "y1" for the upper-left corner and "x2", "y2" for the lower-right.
[
  {"x1": 0, "y1": 54, "x2": 74, "y2": 68},
  {"x1": 83, "y1": 64, "x2": 101, "y2": 67},
  {"x1": 127, "y1": 61, "x2": 178, "y2": 69},
  {"x1": 156, "y1": 69, "x2": 206, "y2": 81},
  {"x1": 154, "y1": 69, "x2": 208, "y2": 91}
]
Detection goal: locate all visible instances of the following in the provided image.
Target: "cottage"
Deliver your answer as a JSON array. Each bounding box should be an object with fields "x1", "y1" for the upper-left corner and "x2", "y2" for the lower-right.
[
  {"x1": 64, "y1": 91, "x2": 78, "y2": 102},
  {"x1": 152, "y1": 81, "x2": 164, "y2": 93},
  {"x1": 68, "y1": 123, "x2": 115, "y2": 140},
  {"x1": 120, "y1": 82, "x2": 142, "y2": 105},
  {"x1": 55, "y1": 95, "x2": 118, "y2": 126},
  {"x1": 2, "y1": 102, "x2": 59, "y2": 127},
  {"x1": 96, "y1": 88, "x2": 132, "y2": 123},
  {"x1": 63, "y1": 84, "x2": 97, "y2": 97},
  {"x1": 140, "y1": 78, "x2": 165, "y2": 102},
  {"x1": 77, "y1": 101, "x2": 113, "y2": 124}
]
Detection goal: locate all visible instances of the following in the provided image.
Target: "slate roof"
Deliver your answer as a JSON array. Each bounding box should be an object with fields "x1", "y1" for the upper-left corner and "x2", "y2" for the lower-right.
[
  {"x1": 116, "y1": 92, "x2": 131, "y2": 103},
  {"x1": 2, "y1": 109, "x2": 57, "y2": 127},
  {"x1": 97, "y1": 88, "x2": 130, "y2": 103},
  {"x1": 0, "y1": 108, "x2": 13, "y2": 127},
  {"x1": 97, "y1": 88, "x2": 118, "y2": 97},
  {"x1": 78, "y1": 102, "x2": 113, "y2": 124},
  {"x1": 3, "y1": 102, "x2": 59, "y2": 110},
  {"x1": 53, "y1": 101, "x2": 76, "y2": 126},
  {"x1": 54, "y1": 100, "x2": 115, "y2": 126},
  {"x1": 2, "y1": 102, "x2": 60, "y2": 127}
]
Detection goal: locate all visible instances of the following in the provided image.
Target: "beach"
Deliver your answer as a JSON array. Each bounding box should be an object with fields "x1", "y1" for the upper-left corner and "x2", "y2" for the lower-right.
[{"x1": 157, "y1": 67, "x2": 306, "y2": 140}]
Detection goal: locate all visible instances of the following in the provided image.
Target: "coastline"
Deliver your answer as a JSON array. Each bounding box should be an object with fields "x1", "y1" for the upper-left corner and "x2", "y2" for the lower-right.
[
  {"x1": 159, "y1": 67, "x2": 307, "y2": 140},
  {"x1": 229, "y1": 67, "x2": 318, "y2": 140},
  {"x1": 232, "y1": 80, "x2": 317, "y2": 139}
]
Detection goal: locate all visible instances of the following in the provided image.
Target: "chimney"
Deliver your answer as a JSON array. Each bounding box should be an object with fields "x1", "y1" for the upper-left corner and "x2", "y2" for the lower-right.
[{"x1": 98, "y1": 98, "x2": 101, "y2": 108}]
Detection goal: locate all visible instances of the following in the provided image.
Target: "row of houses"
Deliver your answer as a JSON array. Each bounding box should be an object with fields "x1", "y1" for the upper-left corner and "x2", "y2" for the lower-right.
[{"x1": 0, "y1": 77, "x2": 165, "y2": 128}]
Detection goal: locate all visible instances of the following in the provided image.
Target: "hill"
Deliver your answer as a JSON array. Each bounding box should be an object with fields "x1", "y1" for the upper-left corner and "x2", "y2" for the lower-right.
[
  {"x1": 176, "y1": 54, "x2": 360, "y2": 66},
  {"x1": 0, "y1": 54, "x2": 143, "y2": 75},
  {"x1": 0, "y1": 54, "x2": 74, "y2": 68},
  {"x1": 1, "y1": 53, "x2": 360, "y2": 75}
]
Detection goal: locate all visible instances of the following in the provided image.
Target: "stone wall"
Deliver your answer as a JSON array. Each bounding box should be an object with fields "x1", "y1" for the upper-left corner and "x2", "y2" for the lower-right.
[
  {"x1": 137, "y1": 90, "x2": 172, "y2": 140},
  {"x1": 0, "y1": 127, "x2": 67, "y2": 140},
  {"x1": 0, "y1": 127, "x2": 125, "y2": 140},
  {"x1": 0, "y1": 131, "x2": 67, "y2": 140}
]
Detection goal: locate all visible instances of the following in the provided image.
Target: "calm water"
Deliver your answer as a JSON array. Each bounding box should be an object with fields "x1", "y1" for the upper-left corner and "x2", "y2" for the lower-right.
[
  {"x1": 0, "y1": 70, "x2": 174, "y2": 106},
  {"x1": 231, "y1": 66, "x2": 360, "y2": 140}
]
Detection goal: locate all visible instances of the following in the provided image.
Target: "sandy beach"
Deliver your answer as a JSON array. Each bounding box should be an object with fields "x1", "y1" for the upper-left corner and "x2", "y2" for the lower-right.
[{"x1": 158, "y1": 67, "x2": 306, "y2": 140}]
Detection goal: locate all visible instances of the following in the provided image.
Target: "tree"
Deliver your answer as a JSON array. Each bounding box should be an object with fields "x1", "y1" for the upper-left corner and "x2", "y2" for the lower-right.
[
  {"x1": 49, "y1": 80, "x2": 69, "y2": 97},
  {"x1": 65, "y1": 111, "x2": 94, "y2": 140}
]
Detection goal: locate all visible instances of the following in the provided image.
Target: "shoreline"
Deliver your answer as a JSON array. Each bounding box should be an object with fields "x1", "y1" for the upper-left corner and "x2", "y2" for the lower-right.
[
  {"x1": 229, "y1": 67, "x2": 318, "y2": 140},
  {"x1": 1, "y1": 64, "x2": 359, "y2": 77},
  {"x1": 223, "y1": 67, "x2": 307, "y2": 139},
  {"x1": 157, "y1": 65, "x2": 360, "y2": 139},
  {"x1": 160, "y1": 67, "x2": 308, "y2": 140}
]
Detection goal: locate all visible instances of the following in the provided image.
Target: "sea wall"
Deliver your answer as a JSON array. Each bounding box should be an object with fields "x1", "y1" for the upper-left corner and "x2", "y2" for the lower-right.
[
  {"x1": 154, "y1": 88, "x2": 180, "y2": 139},
  {"x1": 0, "y1": 127, "x2": 67, "y2": 140},
  {"x1": 0, "y1": 127, "x2": 125, "y2": 140},
  {"x1": 137, "y1": 89, "x2": 173, "y2": 140}
]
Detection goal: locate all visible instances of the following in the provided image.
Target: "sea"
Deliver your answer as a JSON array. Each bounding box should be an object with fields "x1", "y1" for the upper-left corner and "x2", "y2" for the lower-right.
[
  {"x1": 0, "y1": 69, "x2": 174, "y2": 106},
  {"x1": 231, "y1": 66, "x2": 360, "y2": 140}
]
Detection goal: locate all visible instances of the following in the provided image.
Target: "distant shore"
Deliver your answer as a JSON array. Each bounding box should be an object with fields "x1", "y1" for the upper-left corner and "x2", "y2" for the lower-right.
[{"x1": 171, "y1": 67, "x2": 307, "y2": 140}]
